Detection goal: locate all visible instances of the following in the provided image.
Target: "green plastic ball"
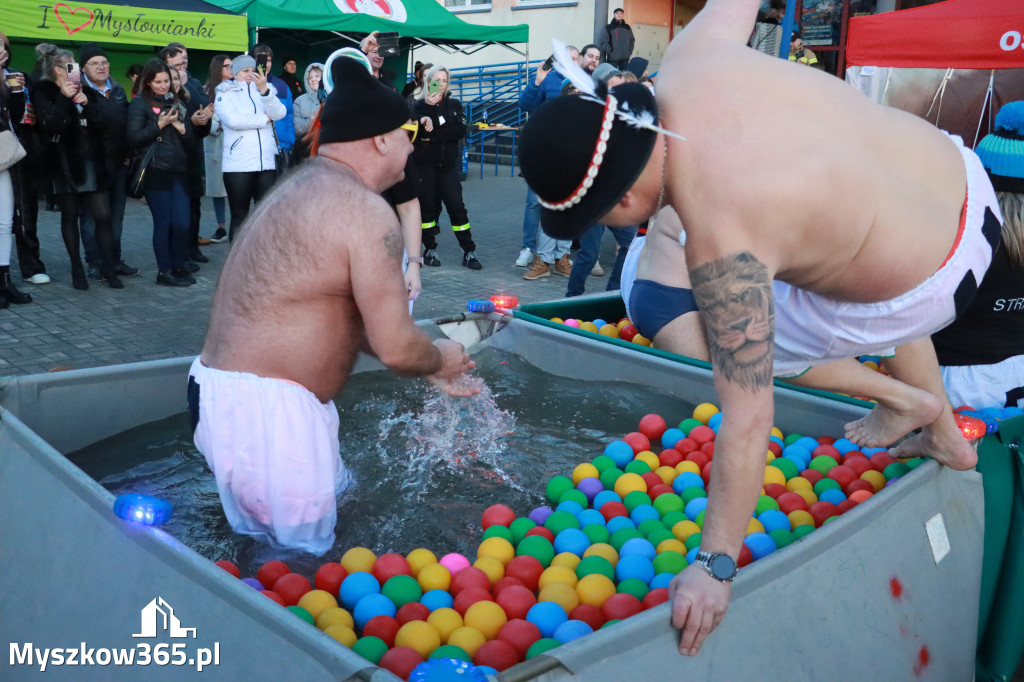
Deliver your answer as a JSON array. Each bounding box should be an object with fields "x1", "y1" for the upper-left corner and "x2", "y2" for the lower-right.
[
  {"x1": 526, "y1": 638, "x2": 562, "y2": 659},
  {"x1": 809, "y1": 455, "x2": 838, "y2": 474},
  {"x1": 352, "y1": 636, "x2": 389, "y2": 664},
  {"x1": 646, "y1": 528, "x2": 676, "y2": 547},
  {"x1": 599, "y1": 467, "x2": 625, "y2": 490},
  {"x1": 582, "y1": 523, "x2": 611, "y2": 545},
  {"x1": 684, "y1": 532, "x2": 702, "y2": 551},
  {"x1": 695, "y1": 510, "x2": 706, "y2": 528},
  {"x1": 754, "y1": 494, "x2": 780, "y2": 515},
  {"x1": 793, "y1": 525, "x2": 815, "y2": 540},
  {"x1": 769, "y1": 457, "x2": 799, "y2": 481},
  {"x1": 429, "y1": 644, "x2": 472, "y2": 661},
  {"x1": 616, "y1": 578, "x2": 650, "y2": 601},
  {"x1": 679, "y1": 418, "x2": 704, "y2": 435},
  {"x1": 652, "y1": 550, "x2": 687, "y2": 575},
  {"x1": 381, "y1": 574, "x2": 422, "y2": 608},
  {"x1": 591, "y1": 455, "x2": 616, "y2": 473},
  {"x1": 544, "y1": 510, "x2": 581, "y2": 535},
  {"x1": 905, "y1": 458, "x2": 924, "y2": 470},
  {"x1": 576, "y1": 555, "x2": 615, "y2": 581},
  {"x1": 483, "y1": 525, "x2": 515, "y2": 542},
  {"x1": 601, "y1": 619, "x2": 621, "y2": 629},
  {"x1": 559, "y1": 489, "x2": 589, "y2": 508},
  {"x1": 768, "y1": 528, "x2": 795, "y2": 549},
  {"x1": 509, "y1": 517, "x2": 537, "y2": 544},
  {"x1": 653, "y1": 493, "x2": 685, "y2": 517},
  {"x1": 517, "y1": 535, "x2": 556, "y2": 567},
  {"x1": 610, "y1": 528, "x2": 643, "y2": 552},
  {"x1": 623, "y1": 491, "x2": 653, "y2": 513},
  {"x1": 783, "y1": 433, "x2": 803, "y2": 446},
  {"x1": 681, "y1": 487, "x2": 707, "y2": 504},
  {"x1": 546, "y1": 476, "x2": 574, "y2": 505},
  {"x1": 637, "y1": 518, "x2": 666, "y2": 538},
  {"x1": 287, "y1": 605, "x2": 315, "y2": 625},
  {"x1": 660, "y1": 511, "x2": 688, "y2": 529},
  {"x1": 883, "y1": 462, "x2": 912, "y2": 479},
  {"x1": 813, "y1": 478, "x2": 841, "y2": 497},
  {"x1": 624, "y1": 460, "x2": 652, "y2": 475}
]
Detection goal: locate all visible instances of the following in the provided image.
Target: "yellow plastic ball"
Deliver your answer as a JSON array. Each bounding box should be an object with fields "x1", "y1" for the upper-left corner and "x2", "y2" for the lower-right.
[
  {"x1": 786, "y1": 476, "x2": 812, "y2": 492},
  {"x1": 861, "y1": 470, "x2": 887, "y2": 492},
  {"x1": 297, "y1": 590, "x2": 338, "y2": 621},
  {"x1": 635, "y1": 450, "x2": 660, "y2": 471},
  {"x1": 538, "y1": 565, "x2": 578, "y2": 590},
  {"x1": 770, "y1": 427, "x2": 784, "y2": 440},
  {"x1": 766, "y1": 451, "x2": 776, "y2": 463},
  {"x1": 599, "y1": 324, "x2": 620, "y2": 338},
  {"x1": 473, "y1": 556, "x2": 505, "y2": 585},
  {"x1": 788, "y1": 510, "x2": 815, "y2": 528},
  {"x1": 550, "y1": 317, "x2": 564, "y2": 324},
  {"x1": 580, "y1": 321, "x2": 600, "y2": 333},
  {"x1": 675, "y1": 461, "x2": 701, "y2": 476},
  {"x1": 463, "y1": 600, "x2": 507, "y2": 641},
  {"x1": 655, "y1": 466, "x2": 677, "y2": 485},
  {"x1": 316, "y1": 607, "x2": 354, "y2": 632},
  {"x1": 395, "y1": 620, "x2": 441, "y2": 658},
  {"x1": 417, "y1": 562, "x2": 452, "y2": 592},
  {"x1": 862, "y1": 360, "x2": 879, "y2": 371},
  {"x1": 746, "y1": 518, "x2": 765, "y2": 535},
  {"x1": 632, "y1": 334, "x2": 652, "y2": 346},
  {"x1": 763, "y1": 466, "x2": 786, "y2": 488},
  {"x1": 323, "y1": 624, "x2": 357, "y2": 647},
  {"x1": 583, "y1": 543, "x2": 618, "y2": 566},
  {"x1": 671, "y1": 520, "x2": 701, "y2": 542},
  {"x1": 656, "y1": 538, "x2": 687, "y2": 555},
  {"x1": 447, "y1": 626, "x2": 486, "y2": 657},
  {"x1": 575, "y1": 574, "x2": 616, "y2": 608},
  {"x1": 794, "y1": 488, "x2": 818, "y2": 507},
  {"x1": 551, "y1": 552, "x2": 581, "y2": 571},
  {"x1": 406, "y1": 548, "x2": 437, "y2": 577},
  {"x1": 616, "y1": 318, "x2": 632, "y2": 330},
  {"x1": 539, "y1": 581, "x2": 579, "y2": 613},
  {"x1": 692, "y1": 402, "x2": 720, "y2": 425},
  {"x1": 614, "y1": 472, "x2": 647, "y2": 498},
  {"x1": 427, "y1": 608, "x2": 463, "y2": 644},
  {"x1": 477, "y1": 537, "x2": 515, "y2": 567},
  {"x1": 340, "y1": 547, "x2": 376, "y2": 574},
  {"x1": 573, "y1": 462, "x2": 600, "y2": 485}
]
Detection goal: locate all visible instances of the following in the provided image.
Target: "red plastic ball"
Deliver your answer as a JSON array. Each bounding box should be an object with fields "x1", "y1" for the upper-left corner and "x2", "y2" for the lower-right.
[
  {"x1": 373, "y1": 553, "x2": 413, "y2": 585},
  {"x1": 658, "y1": 448, "x2": 683, "y2": 468},
  {"x1": 256, "y1": 560, "x2": 290, "y2": 590},
  {"x1": 844, "y1": 478, "x2": 875, "y2": 496},
  {"x1": 569, "y1": 604, "x2": 606, "y2": 631},
  {"x1": 826, "y1": 465, "x2": 857, "y2": 490},
  {"x1": 482, "y1": 504, "x2": 517, "y2": 529},
  {"x1": 214, "y1": 560, "x2": 240, "y2": 578},
  {"x1": 619, "y1": 323, "x2": 639, "y2": 343},
  {"x1": 474, "y1": 639, "x2": 520, "y2": 671},
  {"x1": 641, "y1": 472, "x2": 663, "y2": 490},
  {"x1": 835, "y1": 499, "x2": 858, "y2": 515},
  {"x1": 777, "y1": 492, "x2": 810, "y2": 515},
  {"x1": 642, "y1": 587, "x2": 670, "y2": 610},
  {"x1": 737, "y1": 544, "x2": 753, "y2": 568},
  {"x1": 497, "y1": 619, "x2": 542, "y2": 659},
  {"x1": 841, "y1": 454, "x2": 873, "y2": 477},
  {"x1": 599, "y1": 501, "x2": 629, "y2": 522},
  {"x1": 674, "y1": 437, "x2": 698, "y2": 454},
  {"x1": 451, "y1": 567, "x2": 492, "y2": 596},
  {"x1": 763, "y1": 483, "x2": 787, "y2": 499},
  {"x1": 363, "y1": 615, "x2": 401, "y2": 647},
  {"x1": 273, "y1": 572, "x2": 312, "y2": 606},
  {"x1": 812, "y1": 444, "x2": 842, "y2": 461},
  {"x1": 810, "y1": 501, "x2": 838, "y2": 527},
  {"x1": 379, "y1": 646, "x2": 424, "y2": 680},
  {"x1": 800, "y1": 469, "x2": 825, "y2": 486},
  {"x1": 453, "y1": 587, "x2": 494, "y2": 616},
  {"x1": 700, "y1": 462, "x2": 713, "y2": 486},
  {"x1": 817, "y1": 436, "x2": 836, "y2": 446},
  {"x1": 686, "y1": 451, "x2": 711, "y2": 471},
  {"x1": 506, "y1": 556, "x2": 544, "y2": 592},
  {"x1": 260, "y1": 590, "x2": 285, "y2": 606},
  {"x1": 767, "y1": 441, "x2": 783, "y2": 457},
  {"x1": 688, "y1": 425, "x2": 716, "y2": 446},
  {"x1": 649, "y1": 484, "x2": 674, "y2": 500},
  {"x1": 525, "y1": 526, "x2": 555, "y2": 542},
  {"x1": 495, "y1": 584, "x2": 536, "y2": 621},
  {"x1": 871, "y1": 453, "x2": 896, "y2": 473},
  {"x1": 396, "y1": 602, "x2": 431, "y2": 625},
  {"x1": 491, "y1": 576, "x2": 527, "y2": 597},
  {"x1": 700, "y1": 441, "x2": 715, "y2": 457},
  {"x1": 638, "y1": 414, "x2": 668, "y2": 441},
  {"x1": 623, "y1": 431, "x2": 651, "y2": 454},
  {"x1": 601, "y1": 593, "x2": 643, "y2": 621},
  {"x1": 314, "y1": 563, "x2": 348, "y2": 596}
]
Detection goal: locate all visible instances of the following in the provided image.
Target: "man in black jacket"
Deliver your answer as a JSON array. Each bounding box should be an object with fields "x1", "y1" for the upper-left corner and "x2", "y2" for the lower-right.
[
  {"x1": 78, "y1": 43, "x2": 138, "y2": 279},
  {"x1": 599, "y1": 8, "x2": 636, "y2": 70}
]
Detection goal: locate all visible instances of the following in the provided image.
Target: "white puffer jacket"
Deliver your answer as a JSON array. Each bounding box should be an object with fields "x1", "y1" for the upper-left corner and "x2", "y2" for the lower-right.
[{"x1": 214, "y1": 79, "x2": 287, "y2": 173}]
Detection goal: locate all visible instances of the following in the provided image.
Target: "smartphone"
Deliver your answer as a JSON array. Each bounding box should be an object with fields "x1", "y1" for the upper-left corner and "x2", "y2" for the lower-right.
[
  {"x1": 428, "y1": 80, "x2": 440, "y2": 96},
  {"x1": 65, "y1": 62, "x2": 81, "y2": 89},
  {"x1": 542, "y1": 56, "x2": 554, "y2": 71},
  {"x1": 255, "y1": 53, "x2": 268, "y2": 76}
]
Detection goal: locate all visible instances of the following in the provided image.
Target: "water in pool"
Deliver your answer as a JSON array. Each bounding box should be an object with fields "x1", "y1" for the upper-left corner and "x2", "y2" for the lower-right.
[{"x1": 68, "y1": 347, "x2": 696, "y2": 578}]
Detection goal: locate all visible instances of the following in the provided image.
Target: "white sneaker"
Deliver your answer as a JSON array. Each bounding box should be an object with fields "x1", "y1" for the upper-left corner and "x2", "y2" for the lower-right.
[
  {"x1": 24, "y1": 273, "x2": 51, "y2": 284},
  {"x1": 515, "y1": 248, "x2": 534, "y2": 267}
]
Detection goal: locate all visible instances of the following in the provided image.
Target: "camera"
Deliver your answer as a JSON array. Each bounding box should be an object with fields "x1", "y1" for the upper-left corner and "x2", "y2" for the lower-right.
[{"x1": 376, "y1": 32, "x2": 400, "y2": 59}]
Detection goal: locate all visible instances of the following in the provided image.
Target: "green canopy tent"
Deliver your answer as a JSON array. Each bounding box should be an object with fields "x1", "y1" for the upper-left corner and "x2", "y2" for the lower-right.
[{"x1": 204, "y1": 0, "x2": 529, "y2": 88}]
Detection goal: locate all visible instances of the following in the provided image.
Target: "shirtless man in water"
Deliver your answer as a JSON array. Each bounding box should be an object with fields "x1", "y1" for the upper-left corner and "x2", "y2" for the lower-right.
[
  {"x1": 519, "y1": 0, "x2": 1000, "y2": 657},
  {"x1": 189, "y1": 56, "x2": 481, "y2": 556}
]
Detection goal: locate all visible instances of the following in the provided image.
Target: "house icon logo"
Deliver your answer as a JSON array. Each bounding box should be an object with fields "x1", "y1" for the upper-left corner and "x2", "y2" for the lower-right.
[{"x1": 133, "y1": 597, "x2": 197, "y2": 639}]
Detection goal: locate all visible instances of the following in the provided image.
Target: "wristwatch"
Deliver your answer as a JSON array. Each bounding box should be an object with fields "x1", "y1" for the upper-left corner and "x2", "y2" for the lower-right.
[{"x1": 693, "y1": 550, "x2": 738, "y2": 582}]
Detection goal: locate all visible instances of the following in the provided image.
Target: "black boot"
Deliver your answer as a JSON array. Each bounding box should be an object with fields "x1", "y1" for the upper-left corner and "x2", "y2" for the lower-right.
[
  {"x1": 188, "y1": 247, "x2": 209, "y2": 264},
  {"x1": 100, "y1": 264, "x2": 124, "y2": 289},
  {"x1": 71, "y1": 262, "x2": 89, "y2": 290},
  {"x1": 0, "y1": 266, "x2": 32, "y2": 304}
]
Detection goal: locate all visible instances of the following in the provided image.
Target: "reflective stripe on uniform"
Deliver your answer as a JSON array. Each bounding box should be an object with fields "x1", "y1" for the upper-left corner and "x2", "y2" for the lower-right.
[{"x1": 451, "y1": 223, "x2": 471, "y2": 232}]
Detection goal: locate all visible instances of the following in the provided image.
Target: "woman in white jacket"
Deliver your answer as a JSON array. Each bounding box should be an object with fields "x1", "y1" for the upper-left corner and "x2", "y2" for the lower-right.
[{"x1": 213, "y1": 54, "x2": 285, "y2": 242}]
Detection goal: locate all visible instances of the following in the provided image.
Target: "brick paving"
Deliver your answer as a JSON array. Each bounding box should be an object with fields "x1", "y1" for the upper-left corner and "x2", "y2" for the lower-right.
[{"x1": 0, "y1": 168, "x2": 627, "y2": 377}]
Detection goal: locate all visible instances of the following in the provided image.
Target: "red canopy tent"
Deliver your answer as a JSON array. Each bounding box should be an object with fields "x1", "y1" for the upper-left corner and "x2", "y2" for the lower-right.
[{"x1": 847, "y1": 0, "x2": 1024, "y2": 69}]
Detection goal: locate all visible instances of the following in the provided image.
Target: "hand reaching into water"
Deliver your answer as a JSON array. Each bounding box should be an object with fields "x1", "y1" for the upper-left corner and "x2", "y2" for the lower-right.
[{"x1": 428, "y1": 339, "x2": 483, "y2": 397}]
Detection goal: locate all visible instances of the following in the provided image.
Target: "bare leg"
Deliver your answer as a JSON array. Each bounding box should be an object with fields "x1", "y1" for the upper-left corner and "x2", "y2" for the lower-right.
[
  {"x1": 787, "y1": 358, "x2": 942, "y2": 448},
  {"x1": 652, "y1": 312, "x2": 711, "y2": 361},
  {"x1": 866, "y1": 338, "x2": 977, "y2": 470}
]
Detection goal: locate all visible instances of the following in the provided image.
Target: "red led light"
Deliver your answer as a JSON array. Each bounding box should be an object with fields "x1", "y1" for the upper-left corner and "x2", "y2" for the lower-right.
[
  {"x1": 955, "y1": 413, "x2": 986, "y2": 440},
  {"x1": 490, "y1": 295, "x2": 519, "y2": 309}
]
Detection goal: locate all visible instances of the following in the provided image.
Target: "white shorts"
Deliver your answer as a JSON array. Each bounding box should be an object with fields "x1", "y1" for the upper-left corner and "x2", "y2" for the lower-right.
[
  {"x1": 773, "y1": 134, "x2": 1000, "y2": 377},
  {"x1": 941, "y1": 357, "x2": 1024, "y2": 410},
  {"x1": 189, "y1": 357, "x2": 351, "y2": 555},
  {"x1": 620, "y1": 234, "x2": 645, "y2": 322}
]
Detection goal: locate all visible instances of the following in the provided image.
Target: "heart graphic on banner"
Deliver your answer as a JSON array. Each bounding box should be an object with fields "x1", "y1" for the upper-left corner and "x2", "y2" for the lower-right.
[{"x1": 54, "y1": 4, "x2": 95, "y2": 36}]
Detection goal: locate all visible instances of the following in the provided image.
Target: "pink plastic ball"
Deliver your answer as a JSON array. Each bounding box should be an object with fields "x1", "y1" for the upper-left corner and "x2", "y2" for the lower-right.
[
  {"x1": 439, "y1": 553, "x2": 472, "y2": 575},
  {"x1": 563, "y1": 319, "x2": 581, "y2": 328}
]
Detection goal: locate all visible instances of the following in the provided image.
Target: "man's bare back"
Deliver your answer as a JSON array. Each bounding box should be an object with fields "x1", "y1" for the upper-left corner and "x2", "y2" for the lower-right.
[{"x1": 203, "y1": 158, "x2": 429, "y2": 402}]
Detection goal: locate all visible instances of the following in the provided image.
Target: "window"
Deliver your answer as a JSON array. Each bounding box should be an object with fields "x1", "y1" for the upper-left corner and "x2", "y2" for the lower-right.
[{"x1": 444, "y1": 0, "x2": 491, "y2": 12}]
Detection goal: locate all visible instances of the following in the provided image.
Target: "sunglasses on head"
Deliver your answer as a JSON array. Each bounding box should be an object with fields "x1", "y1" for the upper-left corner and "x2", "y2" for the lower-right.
[{"x1": 400, "y1": 121, "x2": 418, "y2": 143}]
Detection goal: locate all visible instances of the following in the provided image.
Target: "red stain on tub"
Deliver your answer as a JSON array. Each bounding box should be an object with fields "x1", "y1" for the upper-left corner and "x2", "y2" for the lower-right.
[
  {"x1": 913, "y1": 645, "x2": 930, "y2": 676},
  {"x1": 890, "y1": 577, "x2": 904, "y2": 600}
]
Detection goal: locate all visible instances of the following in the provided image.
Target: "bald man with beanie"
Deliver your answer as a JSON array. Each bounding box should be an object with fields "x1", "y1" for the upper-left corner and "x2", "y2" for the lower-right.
[{"x1": 189, "y1": 57, "x2": 482, "y2": 555}]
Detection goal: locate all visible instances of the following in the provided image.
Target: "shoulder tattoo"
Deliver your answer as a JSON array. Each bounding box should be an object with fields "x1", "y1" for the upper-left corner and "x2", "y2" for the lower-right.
[
  {"x1": 383, "y1": 227, "x2": 405, "y2": 262},
  {"x1": 690, "y1": 251, "x2": 774, "y2": 390}
]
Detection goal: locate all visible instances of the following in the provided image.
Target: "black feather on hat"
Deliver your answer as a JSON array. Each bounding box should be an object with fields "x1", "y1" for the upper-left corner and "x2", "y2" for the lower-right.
[
  {"x1": 319, "y1": 56, "x2": 410, "y2": 144},
  {"x1": 519, "y1": 83, "x2": 658, "y2": 240}
]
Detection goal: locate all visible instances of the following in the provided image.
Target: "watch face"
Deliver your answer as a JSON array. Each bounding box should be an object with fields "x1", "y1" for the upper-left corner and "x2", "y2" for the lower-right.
[{"x1": 709, "y1": 554, "x2": 736, "y2": 580}]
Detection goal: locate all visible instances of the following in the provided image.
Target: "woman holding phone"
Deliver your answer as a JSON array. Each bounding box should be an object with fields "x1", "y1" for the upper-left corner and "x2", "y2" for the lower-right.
[
  {"x1": 0, "y1": 35, "x2": 32, "y2": 306},
  {"x1": 31, "y1": 43, "x2": 124, "y2": 289},
  {"x1": 127, "y1": 58, "x2": 196, "y2": 287},
  {"x1": 412, "y1": 65, "x2": 481, "y2": 270},
  {"x1": 213, "y1": 54, "x2": 286, "y2": 242}
]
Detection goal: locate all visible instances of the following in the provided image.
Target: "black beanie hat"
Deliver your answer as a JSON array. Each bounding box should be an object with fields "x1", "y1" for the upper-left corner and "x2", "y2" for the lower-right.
[
  {"x1": 319, "y1": 56, "x2": 410, "y2": 144},
  {"x1": 519, "y1": 83, "x2": 658, "y2": 240},
  {"x1": 78, "y1": 42, "x2": 108, "y2": 66}
]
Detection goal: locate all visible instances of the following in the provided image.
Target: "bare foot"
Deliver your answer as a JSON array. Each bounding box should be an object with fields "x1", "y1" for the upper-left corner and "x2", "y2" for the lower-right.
[
  {"x1": 889, "y1": 427, "x2": 978, "y2": 470},
  {"x1": 844, "y1": 388, "x2": 942, "y2": 448}
]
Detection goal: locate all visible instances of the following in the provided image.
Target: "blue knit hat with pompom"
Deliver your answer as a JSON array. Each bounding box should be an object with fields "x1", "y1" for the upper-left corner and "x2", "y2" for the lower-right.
[{"x1": 975, "y1": 101, "x2": 1024, "y2": 193}]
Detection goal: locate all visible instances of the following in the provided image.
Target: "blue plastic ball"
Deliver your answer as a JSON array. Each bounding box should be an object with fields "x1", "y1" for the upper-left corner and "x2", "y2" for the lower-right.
[
  {"x1": 420, "y1": 589, "x2": 454, "y2": 612},
  {"x1": 708, "y1": 412, "x2": 724, "y2": 432},
  {"x1": 629, "y1": 504, "x2": 660, "y2": 525},
  {"x1": 782, "y1": 445, "x2": 812, "y2": 467},
  {"x1": 757, "y1": 509, "x2": 792, "y2": 534},
  {"x1": 743, "y1": 532, "x2": 778, "y2": 561},
  {"x1": 684, "y1": 497, "x2": 708, "y2": 521},
  {"x1": 615, "y1": 554, "x2": 655, "y2": 584},
  {"x1": 593, "y1": 490, "x2": 622, "y2": 510},
  {"x1": 794, "y1": 437, "x2": 820, "y2": 452},
  {"x1": 619, "y1": 537, "x2": 657, "y2": 561},
  {"x1": 339, "y1": 571, "x2": 381, "y2": 610},
  {"x1": 685, "y1": 547, "x2": 699, "y2": 563},
  {"x1": 526, "y1": 601, "x2": 569, "y2": 638},
  {"x1": 661, "y1": 428, "x2": 685, "y2": 450},
  {"x1": 650, "y1": 573, "x2": 675, "y2": 590},
  {"x1": 672, "y1": 472, "x2": 705, "y2": 494},
  {"x1": 553, "y1": 619, "x2": 594, "y2": 643},
  {"x1": 603, "y1": 441, "x2": 635, "y2": 468},
  {"x1": 554, "y1": 528, "x2": 592, "y2": 557},
  {"x1": 576, "y1": 509, "x2": 605, "y2": 528},
  {"x1": 831, "y1": 438, "x2": 857, "y2": 454},
  {"x1": 605, "y1": 516, "x2": 636, "y2": 535},
  {"x1": 353, "y1": 593, "x2": 396, "y2": 629},
  {"x1": 556, "y1": 500, "x2": 584, "y2": 517},
  {"x1": 1002, "y1": 406, "x2": 1023, "y2": 419},
  {"x1": 592, "y1": 319, "x2": 607, "y2": 329},
  {"x1": 863, "y1": 447, "x2": 888, "y2": 457},
  {"x1": 819, "y1": 488, "x2": 847, "y2": 506}
]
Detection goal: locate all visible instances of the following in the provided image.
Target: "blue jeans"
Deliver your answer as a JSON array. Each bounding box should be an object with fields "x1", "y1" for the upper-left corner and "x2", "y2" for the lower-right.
[
  {"x1": 521, "y1": 185, "x2": 540, "y2": 252},
  {"x1": 213, "y1": 196, "x2": 226, "y2": 225},
  {"x1": 144, "y1": 174, "x2": 190, "y2": 273},
  {"x1": 80, "y1": 163, "x2": 128, "y2": 265},
  {"x1": 566, "y1": 224, "x2": 636, "y2": 297}
]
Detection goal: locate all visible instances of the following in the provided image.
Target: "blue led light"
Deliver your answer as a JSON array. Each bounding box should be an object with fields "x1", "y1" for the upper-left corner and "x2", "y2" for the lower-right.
[
  {"x1": 466, "y1": 299, "x2": 496, "y2": 313},
  {"x1": 113, "y1": 494, "x2": 173, "y2": 526}
]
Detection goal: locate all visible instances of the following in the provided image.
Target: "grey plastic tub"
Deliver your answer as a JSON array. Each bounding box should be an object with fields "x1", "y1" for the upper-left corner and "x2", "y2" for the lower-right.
[{"x1": 0, "y1": 315, "x2": 983, "y2": 680}]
